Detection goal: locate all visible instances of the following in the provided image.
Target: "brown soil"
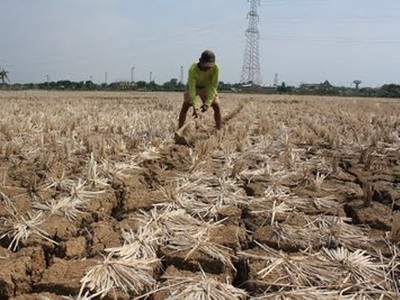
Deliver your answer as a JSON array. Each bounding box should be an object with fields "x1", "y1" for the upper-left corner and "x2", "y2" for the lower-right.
[{"x1": 0, "y1": 92, "x2": 399, "y2": 299}]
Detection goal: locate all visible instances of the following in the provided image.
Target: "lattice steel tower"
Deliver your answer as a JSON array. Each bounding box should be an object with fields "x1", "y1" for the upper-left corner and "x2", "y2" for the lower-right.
[{"x1": 241, "y1": 0, "x2": 262, "y2": 85}]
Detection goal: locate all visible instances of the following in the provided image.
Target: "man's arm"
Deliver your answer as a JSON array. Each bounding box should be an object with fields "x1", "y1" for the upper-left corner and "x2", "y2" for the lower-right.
[
  {"x1": 204, "y1": 66, "x2": 219, "y2": 107},
  {"x1": 188, "y1": 67, "x2": 199, "y2": 109}
]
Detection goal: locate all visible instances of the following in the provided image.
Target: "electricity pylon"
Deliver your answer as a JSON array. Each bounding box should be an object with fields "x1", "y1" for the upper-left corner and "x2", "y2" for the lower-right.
[{"x1": 240, "y1": 0, "x2": 262, "y2": 85}]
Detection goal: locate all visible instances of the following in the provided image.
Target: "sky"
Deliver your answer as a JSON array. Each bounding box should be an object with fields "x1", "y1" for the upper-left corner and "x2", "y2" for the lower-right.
[{"x1": 1, "y1": 0, "x2": 400, "y2": 87}]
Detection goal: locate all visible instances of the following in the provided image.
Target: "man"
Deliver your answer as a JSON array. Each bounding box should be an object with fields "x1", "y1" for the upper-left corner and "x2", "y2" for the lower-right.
[{"x1": 178, "y1": 50, "x2": 221, "y2": 130}]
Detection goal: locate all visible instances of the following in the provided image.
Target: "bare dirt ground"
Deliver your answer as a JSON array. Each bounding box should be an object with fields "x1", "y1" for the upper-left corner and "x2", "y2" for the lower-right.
[{"x1": 0, "y1": 91, "x2": 399, "y2": 299}]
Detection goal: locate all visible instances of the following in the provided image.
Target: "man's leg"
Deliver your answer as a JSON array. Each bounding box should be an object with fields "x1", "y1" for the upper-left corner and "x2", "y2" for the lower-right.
[
  {"x1": 199, "y1": 91, "x2": 222, "y2": 129},
  {"x1": 178, "y1": 92, "x2": 192, "y2": 129},
  {"x1": 212, "y1": 102, "x2": 222, "y2": 130}
]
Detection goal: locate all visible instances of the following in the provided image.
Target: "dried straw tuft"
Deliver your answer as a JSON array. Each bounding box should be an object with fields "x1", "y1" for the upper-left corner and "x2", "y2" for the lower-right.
[
  {"x1": 154, "y1": 270, "x2": 248, "y2": 300},
  {"x1": 78, "y1": 255, "x2": 159, "y2": 299}
]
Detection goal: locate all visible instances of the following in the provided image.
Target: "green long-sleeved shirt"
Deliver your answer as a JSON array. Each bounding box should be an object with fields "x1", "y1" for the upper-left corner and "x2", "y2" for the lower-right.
[{"x1": 187, "y1": 63, "x2": 219, "y2": 109}]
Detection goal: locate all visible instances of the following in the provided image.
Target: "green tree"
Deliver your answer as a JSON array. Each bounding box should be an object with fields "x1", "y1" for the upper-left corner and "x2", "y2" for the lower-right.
[
  {"x1": 135, "y1": 81, "x2": 147, "y2": 90},
  {"x1": 163, "y1": 78, "x2": 178, "y2": 91},
  {"x1": 277, "y1": 82, "x2": 287, "y2": 92},
  {"x1": 379, "y1": 84, "x2": 400, "y2": 98},
  {"x1": 148, "y1": 80, "x2": 158, "y2": 91}
]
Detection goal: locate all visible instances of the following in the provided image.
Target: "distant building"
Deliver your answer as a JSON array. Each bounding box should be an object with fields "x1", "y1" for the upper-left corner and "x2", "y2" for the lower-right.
[
  {"x1": 107, "y1": 81, "x2": 135, "y2": 90},
  {"x1": 300, "y1": 80, "x2": 332, "y2": 91}
]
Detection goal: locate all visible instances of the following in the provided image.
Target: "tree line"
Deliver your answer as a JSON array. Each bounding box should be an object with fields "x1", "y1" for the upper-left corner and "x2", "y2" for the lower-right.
[{"x1": 0, "y1": 67, "x2": 399, "y2": 98}]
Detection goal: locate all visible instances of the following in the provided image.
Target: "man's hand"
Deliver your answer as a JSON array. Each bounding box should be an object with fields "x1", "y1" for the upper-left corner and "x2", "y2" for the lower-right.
[{"x1": 201, "y1": 104, "x2": 209, "y2": 113}]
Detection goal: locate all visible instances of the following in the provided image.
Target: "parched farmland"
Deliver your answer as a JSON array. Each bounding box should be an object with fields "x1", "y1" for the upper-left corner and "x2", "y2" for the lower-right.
[{"x1": 0, "y1": 90, "x2": 399, "y2": 299}]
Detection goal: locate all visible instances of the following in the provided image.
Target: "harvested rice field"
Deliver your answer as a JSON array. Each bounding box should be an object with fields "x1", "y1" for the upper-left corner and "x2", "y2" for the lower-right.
[{"x1": 0, "y1": 90, "x2": 399, "y2": 299}]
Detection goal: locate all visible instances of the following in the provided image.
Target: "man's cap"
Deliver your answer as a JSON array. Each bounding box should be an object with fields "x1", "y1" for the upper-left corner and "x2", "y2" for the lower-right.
[{"x1": 200, "y1": 50, "x2": 216, "y2": 67}]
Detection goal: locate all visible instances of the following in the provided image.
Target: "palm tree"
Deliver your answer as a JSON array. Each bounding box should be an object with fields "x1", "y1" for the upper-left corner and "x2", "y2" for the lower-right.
[{"x1": 0, "y1": 68, "x2": 10, "y2": 84}]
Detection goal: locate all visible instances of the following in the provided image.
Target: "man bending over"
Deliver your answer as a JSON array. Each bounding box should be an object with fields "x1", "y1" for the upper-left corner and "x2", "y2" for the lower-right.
[{"x1": 178, "y1": 50, "x2": 221, "y2": 130}]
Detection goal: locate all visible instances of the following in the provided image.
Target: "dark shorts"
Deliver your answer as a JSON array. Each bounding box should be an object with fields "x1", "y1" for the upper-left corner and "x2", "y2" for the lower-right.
[{"x1": 183, "y1": 89, "x2": 220, "y2": 106}]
